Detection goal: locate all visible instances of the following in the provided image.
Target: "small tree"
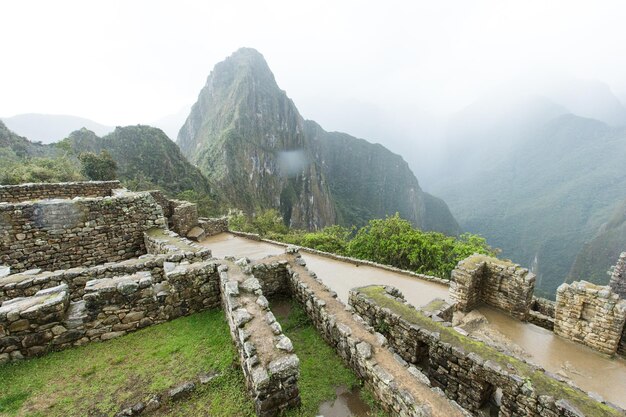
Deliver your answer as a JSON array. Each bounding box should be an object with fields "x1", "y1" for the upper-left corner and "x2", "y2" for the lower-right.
[{"x1": 78, "y1": 151, "x2": 117, "y2": 181}]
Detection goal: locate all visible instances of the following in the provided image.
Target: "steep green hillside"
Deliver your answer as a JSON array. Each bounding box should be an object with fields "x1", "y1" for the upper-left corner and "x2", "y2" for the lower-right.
[
  {"x1": 0, "y1": 121, "x2": 81, "y2": 184},
  {"x1": 436, "y1": 114, "x2": 626, "y2": 297},
  {"x1": 177, "y1": 48, "x2": 459, "y2": 234},
  {"x1": 569, "y1": 198, "x2": 626, "y2": 284},
  {"x1": 0, "y1": 120, "x2": 55, "y2": 158},
  {"x1": 65, "y1": 126, "x2": 214, "y2": 198},
  {"x1": 305, "y1": 122, "x2": 459, "y2": 234}
]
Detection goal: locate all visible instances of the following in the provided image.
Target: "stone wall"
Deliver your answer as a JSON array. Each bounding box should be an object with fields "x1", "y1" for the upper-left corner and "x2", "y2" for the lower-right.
[
  {"x1": 0, "y1": 191, "x2": 166, "y2": 273},
  {"x1": 148, "y1": 190, "x2": 173, "y2": 218},
  {"x1": 219, "y1": 260, "x2": 300, "y2": 417},
  {"x1": 252, "y1": 260, "x2": 291, "y2": 298},
  {"x1": 0, "y1": 256, "x2": 166, "y2": 303},
  {"x1": 278, "y1": 253, "x2": 463, "y2": 417},
  {"x1": 0, "y1": 261, "x2": 220, "y2": 362},
  {"x1": 199, "y1": 217, "x2": 229, "y2": 237},
  {"x1": 0, "y1": 181, "x2": 120, "y2": 203},
  {"x1": 350, "y1": 285, "x2": 623, "y2": 417},
  {"x1": 450, "y1": 255, "x2": 536, "y2": 320},
  {"x1": 528, "y1": 297, "x2": 556, "y2": 330},
  {"x1": 609, "y1": 252, "x2": 626, "y2": 299},
  {"x1": 554, "y1": 281, "x2": 626, "y2": 355},
  {"x1": 169, "y1": 200, "x2": 198, "y2": 236},
  {"x1": 143, "y1": 228, "x2": 211, "y2": 260},
  {"x1": 0, "y1": 231, "x2": 211, "y2": 304}
]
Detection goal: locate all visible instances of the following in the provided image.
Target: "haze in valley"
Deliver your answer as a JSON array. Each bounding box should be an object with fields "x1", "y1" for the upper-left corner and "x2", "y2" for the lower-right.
[{"x1": 2, "y1": 0, "x2": 626, "y2": 297}]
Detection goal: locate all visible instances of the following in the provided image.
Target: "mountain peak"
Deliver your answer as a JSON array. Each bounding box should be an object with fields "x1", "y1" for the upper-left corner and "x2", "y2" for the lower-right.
[
  {"x1": 208, "y1": 47, "x2": 277, "y2": 90},
  {"x1": 176, "y1": 48, "x2": 460, "y2": 234}
]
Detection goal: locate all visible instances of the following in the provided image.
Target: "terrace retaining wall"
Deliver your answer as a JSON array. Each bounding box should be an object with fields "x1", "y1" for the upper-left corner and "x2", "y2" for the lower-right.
[
  {"x1": 0, "y1": 261, "x2": 220, "y2": 362},
  {"x1": 0, "y1": 181, "x2": 120, "y2": 203},
  {"x1": 0, "y1": 192, "x2": 166, "y2": 273}
]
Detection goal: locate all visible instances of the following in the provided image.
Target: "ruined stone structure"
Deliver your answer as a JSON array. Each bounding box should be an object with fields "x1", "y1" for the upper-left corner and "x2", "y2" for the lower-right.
[
  {"x1": 350, "y1": 285, "x2": 622, "y2": 417},
  {"x1": 554, "y1": 281, "x2": 626, "y2": 355},
  {"x1": 609, "y1": 252, "x2": 626, "y2": 299},
  {"x1": 0, "y1": 181, "x2": 120, "y2": 203},
  {"x1": 1, "y1": 181, "x2": 624, "y2": 416},
  {"x1": 0, "y1": 189, "x2": 166, "y2": 273},
  {"x1": 450, "y1": 255, "x2": 536, "y2": 320},
  {"x1": 219, "y1": 259, "x2": 300, "y2": 417}
]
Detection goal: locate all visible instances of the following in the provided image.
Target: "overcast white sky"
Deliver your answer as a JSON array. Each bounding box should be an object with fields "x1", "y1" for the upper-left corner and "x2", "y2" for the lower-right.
[{"x1": 2, "y1": 0, "x2": 626, "y2": 131}]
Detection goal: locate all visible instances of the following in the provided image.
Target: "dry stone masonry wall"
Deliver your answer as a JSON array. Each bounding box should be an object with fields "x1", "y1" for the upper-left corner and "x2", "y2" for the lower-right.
[
  {"x1": 554, "y1": 281, "x2": 626, "y2": 355},
  {"x1": 450, "y1": 255, "x2": 536, "y2": 320},
  {"x1": 218, "y1": 260, "x2": 301, "y2": 417},
  {"x1": 275, "y1": 250, "x2": 466, "y2": 417},
  {"x1": 0, "y1": 191, "x2": 166, "y2": 273},
  {"x1": 350, "y1": 285, "x2": 624, "y2": 417},
  {"x1": 0, "y1": 259, "x2": 220, "y2": 362},
  {"x1": 0, "y1": 181, "x2": 120, "y2": 203}
]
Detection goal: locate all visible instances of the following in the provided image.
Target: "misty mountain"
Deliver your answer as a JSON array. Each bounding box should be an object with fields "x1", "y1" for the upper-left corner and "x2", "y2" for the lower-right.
[
  {"x1": 0, "y1": 120, "x2": 55, "y2": 157},
  {"x1": 569, "y1": 197, "x2": 626, "y2": 285},
  {"x1": 64, "y1": 126, "x2": 214, "y2": 198},
  {"x1": 434, "y1": 113, "x2": 626, "y2": 297},
  {"x1": 151, "y1": 107, "x2": 190, "y2": 141},
  {"x1": 541, "y1": 78, "x2": 626, "y2": 127},
  {"x1": 1, "y1": 113, "x2": 113, "y2": 144},
  {"x1": 177, "y1": 48, "x2": 459, "y2": 234}
]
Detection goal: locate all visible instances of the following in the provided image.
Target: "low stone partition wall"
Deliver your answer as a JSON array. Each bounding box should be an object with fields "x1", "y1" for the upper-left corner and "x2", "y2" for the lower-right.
[
  {"x1": 199, "y1": 216, "x2": 229, "y2": 236},
  {"x1": 0, "y1": 181, "x2": 120, "y2": 203},
  {"x1": 251, "y1": 260, "x2": 291, "y2": 298},
  {"x1": 450, "y1": 254, "x2": 536, "y2": 320},
  {"x1": 0, "y1": 256, "x2": 169, "y2": 303},
  {"x1": 0, "y1": 284, "x2": 70, "y2": 360},
  {"x1": 0, "y1": 261, "x2": 221, "y2": 362},
  {"x1": 555, "y1": 281, "x2": 626, "y2": 355},
  {"x1": 350, "y1": 285, "x2": 624, "y2": 417},
  {"x1": 144, "y1": 228, "x2": 211, "y2": 261},
  {"x1": 219, "y1": 260, "x2": 300, "y2": 417},
  {"x1": 0, "y1": 191, "x2": 166, "y2": 273},
  {"x1": 528, "y1": 297, "x2": 556, "y2": 330}
]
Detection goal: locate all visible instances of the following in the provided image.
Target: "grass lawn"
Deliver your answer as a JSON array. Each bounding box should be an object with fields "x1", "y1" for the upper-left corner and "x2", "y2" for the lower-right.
[{"x1": 1, "y1": 303, "x2": 388, "y2": 417}]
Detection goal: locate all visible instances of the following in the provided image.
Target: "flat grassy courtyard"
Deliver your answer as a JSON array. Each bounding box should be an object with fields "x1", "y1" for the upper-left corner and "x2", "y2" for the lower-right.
[{"x1": 0, "y1": 303, "x2": 386, "y2": 417}]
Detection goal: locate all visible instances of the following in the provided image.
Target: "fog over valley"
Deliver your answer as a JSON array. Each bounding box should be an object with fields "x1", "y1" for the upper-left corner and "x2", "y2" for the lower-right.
[{"x1": 2, "y1": 0, "x2": 626, "y2": 297}]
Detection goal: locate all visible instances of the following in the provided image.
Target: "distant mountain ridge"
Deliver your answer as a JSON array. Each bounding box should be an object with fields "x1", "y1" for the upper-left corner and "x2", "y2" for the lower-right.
[
  {"x1": 434, "y1": 112, "x2": 626, "y2": 297},
  {"x1": 2, "y1": 113, "x2": 113, "y2": 144},
  {"x1": 177, "y1": 48, "x2": 460, "y2": 234},
  {"x1": 65, "y1": 125, "x2": 214, "y2": 198},
  {"x1": 569, "y1": 197, "x2": 626, "y2": 284}
]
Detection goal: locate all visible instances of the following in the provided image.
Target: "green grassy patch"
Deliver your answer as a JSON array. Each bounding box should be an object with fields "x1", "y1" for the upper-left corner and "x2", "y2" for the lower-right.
[
  {"x1": 358, "y1": 285, "x2": 622, "y2": 417},
  {"x1": 145, "y1": 227, "x2": 197, "y2": 252},
  {"x1": 0, "y1": 310, "x2": 253, "y2": 417},
  {"x1": 272, "y1": 299, "x2": 389, "y2": 417},
  {"x1": 1, "y1": 302, "x2": 391, "y2": 417}
]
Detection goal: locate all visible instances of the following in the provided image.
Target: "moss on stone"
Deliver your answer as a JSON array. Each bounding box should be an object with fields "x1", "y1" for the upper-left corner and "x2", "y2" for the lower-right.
[
  {"x1": 145, "y1": 228, "x2": 197, "y2": 252},
  {"x1": 357, "y1": 285, "x2": 622, "y2": 417}
]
